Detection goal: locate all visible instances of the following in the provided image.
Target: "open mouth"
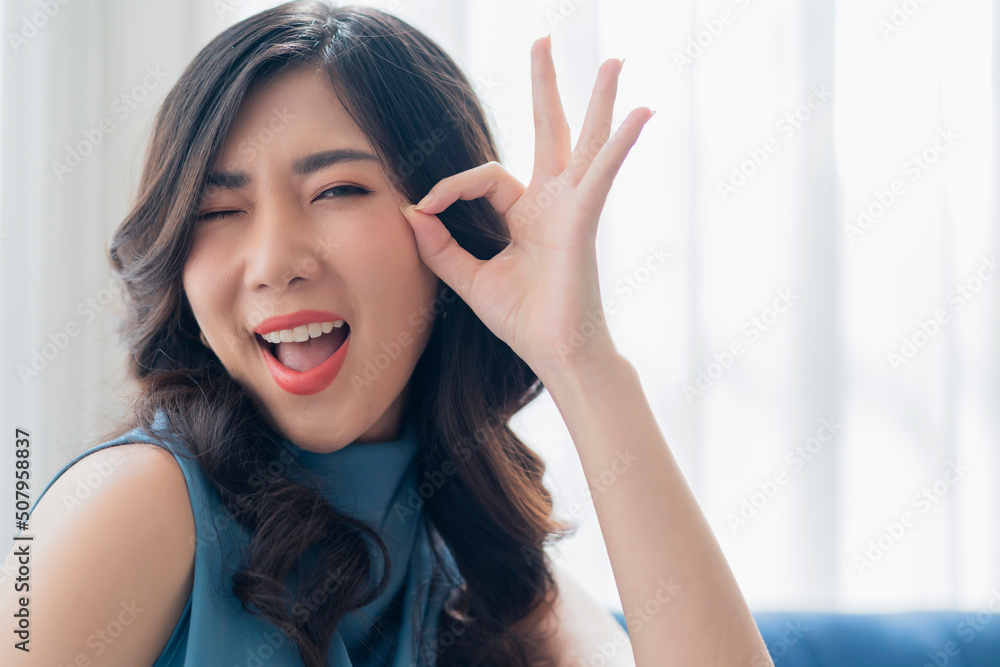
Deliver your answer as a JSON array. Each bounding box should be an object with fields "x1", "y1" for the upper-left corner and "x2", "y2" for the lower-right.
[{"x1": 256, "y1": 322, "x2": 350, "y2": 373}]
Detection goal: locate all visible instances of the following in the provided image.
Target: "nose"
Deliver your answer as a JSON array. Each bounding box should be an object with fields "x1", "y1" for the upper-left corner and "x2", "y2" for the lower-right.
[{"x1": 242, "y1": 197, "x2": 326, "y2": 293}]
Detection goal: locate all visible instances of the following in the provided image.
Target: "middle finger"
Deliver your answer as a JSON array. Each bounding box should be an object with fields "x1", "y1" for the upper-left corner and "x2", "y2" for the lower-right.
[{"x1": 530, "y1": 35, "x2": 572, "y2": 180}]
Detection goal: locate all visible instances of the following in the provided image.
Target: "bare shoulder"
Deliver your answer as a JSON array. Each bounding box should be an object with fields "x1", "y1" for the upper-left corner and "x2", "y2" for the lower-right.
[
  {"x1": 525, "y1": 563, "x2": 636, "y2": 667},
  {"x1": 0, "y1": 442, "x2": 195, "y2": 666}
]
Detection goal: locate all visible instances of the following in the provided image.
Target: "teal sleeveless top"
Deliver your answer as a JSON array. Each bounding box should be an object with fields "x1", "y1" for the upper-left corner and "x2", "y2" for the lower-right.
[{"x1": 25, "y1": 410, "x2": 463, "y2": 666}]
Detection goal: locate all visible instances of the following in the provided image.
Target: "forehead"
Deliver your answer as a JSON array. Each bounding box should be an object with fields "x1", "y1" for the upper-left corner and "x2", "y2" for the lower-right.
[{"x1": 213, "y1": 65, "x2": 374, "y2": 169}]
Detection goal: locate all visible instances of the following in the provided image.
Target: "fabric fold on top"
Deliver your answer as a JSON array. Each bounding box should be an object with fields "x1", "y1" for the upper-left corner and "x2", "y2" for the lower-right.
[
  {"x1": 276, "y1": 415, "x2": 442, "y2": 665},
  {"x1": 26, "y1": 409, "x2": 464, "y2": 667}
]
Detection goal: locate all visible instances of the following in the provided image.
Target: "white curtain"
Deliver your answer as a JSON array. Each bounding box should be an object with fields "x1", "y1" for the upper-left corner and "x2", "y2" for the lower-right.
[{"x1": 2, "y1": 0, "x2": 997, "y2": 616}]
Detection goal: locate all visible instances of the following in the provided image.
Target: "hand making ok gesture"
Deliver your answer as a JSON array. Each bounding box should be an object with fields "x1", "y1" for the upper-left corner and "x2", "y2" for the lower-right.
[{"x1": 400, "y1": 35, "x2": 654, "y2": 382}]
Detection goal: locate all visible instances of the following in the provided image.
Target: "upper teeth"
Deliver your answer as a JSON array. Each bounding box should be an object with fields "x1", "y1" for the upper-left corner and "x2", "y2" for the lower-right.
[{"x1": 261, "y1": 320, "x2": 345, "y2": 343}]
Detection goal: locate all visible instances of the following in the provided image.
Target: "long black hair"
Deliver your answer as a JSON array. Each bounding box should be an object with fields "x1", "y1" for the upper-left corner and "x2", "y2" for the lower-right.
[{"x1": 106, "y1": 2, "x2": 573, "y2": 664}]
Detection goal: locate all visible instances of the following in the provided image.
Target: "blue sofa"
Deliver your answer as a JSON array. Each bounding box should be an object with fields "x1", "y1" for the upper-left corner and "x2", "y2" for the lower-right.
[{"x1": 611, "y1": 611, "x2": 1000, "y2": 665}]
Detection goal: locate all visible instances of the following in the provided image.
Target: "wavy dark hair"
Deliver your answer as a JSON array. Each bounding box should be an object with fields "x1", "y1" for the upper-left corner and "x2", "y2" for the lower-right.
[{"x1": 104, "y1": 2, "x2": 574, "y2": 665}]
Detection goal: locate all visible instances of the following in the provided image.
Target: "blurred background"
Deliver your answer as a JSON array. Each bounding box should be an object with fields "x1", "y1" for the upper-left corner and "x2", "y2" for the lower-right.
[{"x1": 0, "y1": 0, "x2": 997, "y2": 630}]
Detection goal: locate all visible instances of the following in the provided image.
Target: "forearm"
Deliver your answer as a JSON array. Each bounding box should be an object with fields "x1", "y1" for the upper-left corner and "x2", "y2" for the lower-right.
[{"x1": 538, "y1": 348, "x2": 773, "y2": 667}]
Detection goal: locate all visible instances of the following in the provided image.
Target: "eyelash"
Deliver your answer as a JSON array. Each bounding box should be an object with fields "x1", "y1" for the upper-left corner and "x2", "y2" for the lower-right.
[{"x1": 195, "y1": 185, "x2": 372, "y2": 221}]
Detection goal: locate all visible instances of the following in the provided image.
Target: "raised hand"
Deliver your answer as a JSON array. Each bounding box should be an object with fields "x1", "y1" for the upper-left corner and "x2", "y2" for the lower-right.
[{"x1": 400, "y1": 35, "x2": 654, "y2": 381}]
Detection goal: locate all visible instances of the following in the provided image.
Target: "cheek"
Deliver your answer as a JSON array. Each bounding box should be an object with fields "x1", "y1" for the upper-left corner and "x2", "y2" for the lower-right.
[
  {"x1": 345, "y1": 214, "x2": 418, "y2": 290},
  {"x1": 379, "y1": 236, "x2": 436, "y2": 308},
  {"x1": 348, "y1": 229, "x2": 439, "y2": 348},
  {"x1": 397, "y1": 257, "x2": 442, "y2": 347},
  {"x1": 181, "y1": 261, "x2": 202, "y2": 317},
  {"x1": 182, "y1": 241, "x2": 232, "y2": 326}
]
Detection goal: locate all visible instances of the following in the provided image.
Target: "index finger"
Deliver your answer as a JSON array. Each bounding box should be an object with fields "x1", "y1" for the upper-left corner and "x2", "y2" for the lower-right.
[{"x1": 410, "y1": 161, "x2": 525, "y2": 217}]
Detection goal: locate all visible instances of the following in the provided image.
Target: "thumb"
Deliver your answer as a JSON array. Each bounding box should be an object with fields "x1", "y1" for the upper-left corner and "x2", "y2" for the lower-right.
[{"x1": 400, "y1": 203, "x2": 483, "y2": 305}]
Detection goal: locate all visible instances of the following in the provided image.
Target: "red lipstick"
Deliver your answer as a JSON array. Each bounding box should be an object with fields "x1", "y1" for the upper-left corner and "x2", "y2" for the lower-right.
[
  {"x1": 253, "y1": 310, "x2": 350, "y2": 395},
  {"x1": 253, "y1": 310, "x2": 348, "y2": 335}
]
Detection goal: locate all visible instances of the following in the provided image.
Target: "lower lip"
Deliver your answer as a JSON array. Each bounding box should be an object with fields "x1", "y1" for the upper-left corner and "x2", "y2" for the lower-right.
[{"x1": 258, "y1": 330, "x2": 350, "y2": 396}]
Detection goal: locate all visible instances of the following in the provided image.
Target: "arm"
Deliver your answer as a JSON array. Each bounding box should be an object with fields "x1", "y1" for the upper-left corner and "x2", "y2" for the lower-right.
[
  {"x1": 537, "y1": 348, "x2": 772, "y2": 666},
  {"x1": 0, "y1": 444, "x2": 195, "y2": 666},
  {"x1": 399, "y1": 35, "x2": 772, "y2": 667}
]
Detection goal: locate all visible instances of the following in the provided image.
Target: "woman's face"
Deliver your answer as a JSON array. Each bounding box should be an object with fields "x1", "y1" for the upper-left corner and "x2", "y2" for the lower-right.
[{"x1": 182, "y1": 66, "x2": 440, "y2": 451}]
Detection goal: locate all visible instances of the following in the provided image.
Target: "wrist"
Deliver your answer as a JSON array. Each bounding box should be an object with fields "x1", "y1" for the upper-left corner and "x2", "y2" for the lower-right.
[{"x1": 533, "y1": 335, "x2": 633, "y2": 394}]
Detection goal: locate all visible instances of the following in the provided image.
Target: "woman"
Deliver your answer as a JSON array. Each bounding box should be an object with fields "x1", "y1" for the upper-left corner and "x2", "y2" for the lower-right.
[{"x1": 2, "y1": 2, "x2": 772, "y2": 666}]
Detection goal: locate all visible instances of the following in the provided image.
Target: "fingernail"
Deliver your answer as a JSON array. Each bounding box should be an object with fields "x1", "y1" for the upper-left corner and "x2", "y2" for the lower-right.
[
  {"x1": 414, "y1": 192, "x2": 434, "y2": 211},
  {"x1": 649, "y1": 109, "x2": 657, "y2": 118},
  {"x1": 399, "y1": 203, "x2": 410, "y2": 215},
  {"x1": 619, "y1": 58, "x2": 626, "y2": 68}
]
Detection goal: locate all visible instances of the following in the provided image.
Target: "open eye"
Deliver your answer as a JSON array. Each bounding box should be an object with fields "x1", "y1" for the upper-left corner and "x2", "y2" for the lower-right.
[
  {"x1": 194, "y1": 185, "x2": 371, "y2": 221},
  {"x1": 316, "y1": 184, "x2": 372, "y2": 200}
]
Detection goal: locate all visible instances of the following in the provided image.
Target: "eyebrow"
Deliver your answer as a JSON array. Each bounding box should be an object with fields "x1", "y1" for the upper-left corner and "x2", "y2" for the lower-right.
[{"x1": 205, "y1": 148, "x2": 379, "y2": 190}]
